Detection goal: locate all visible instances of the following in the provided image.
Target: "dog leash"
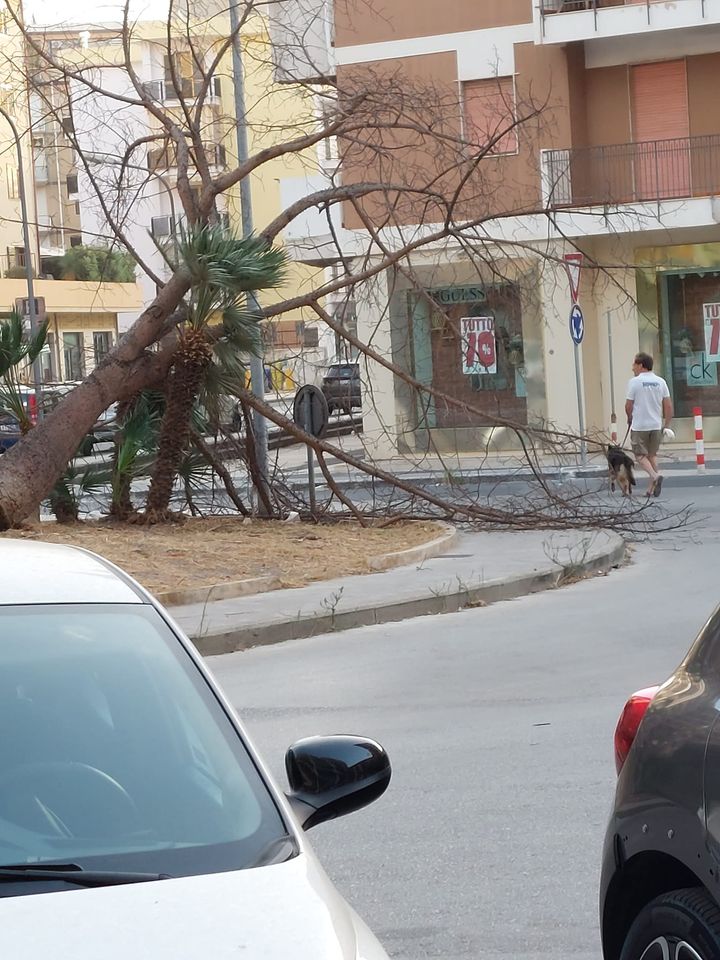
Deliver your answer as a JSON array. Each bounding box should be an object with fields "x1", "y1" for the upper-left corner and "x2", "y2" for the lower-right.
[{"x1": 620, "y1": 425, "x2": 631, "y2": 449}]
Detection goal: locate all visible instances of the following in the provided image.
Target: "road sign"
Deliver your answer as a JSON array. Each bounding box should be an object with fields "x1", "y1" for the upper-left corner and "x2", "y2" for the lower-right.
[
  {"x1": 563, "y1": 253, "x2": 583, "y2": 303},
  {"x1": 569, "y1": 303, "x2": 585, "y2": 345},
  {"x1": 293, "y1": 384, "x2": 328, "y2": 438}
]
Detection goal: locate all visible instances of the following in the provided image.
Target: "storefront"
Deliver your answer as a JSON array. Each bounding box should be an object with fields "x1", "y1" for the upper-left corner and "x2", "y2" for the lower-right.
[
  {"x1": 386, "y1": 263, "x2": 547, "y2": 452},
  {"x1": 638, "y1": 242, "x2": 720, "y2": 442}
]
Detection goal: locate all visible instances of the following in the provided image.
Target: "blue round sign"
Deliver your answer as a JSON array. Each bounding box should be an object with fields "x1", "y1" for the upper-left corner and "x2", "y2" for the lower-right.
[{"x1": 569, "y1": 302, "x2": 584, "y2": 345}]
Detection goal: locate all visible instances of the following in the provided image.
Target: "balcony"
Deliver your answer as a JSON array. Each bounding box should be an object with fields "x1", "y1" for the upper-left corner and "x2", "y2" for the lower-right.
[
  {"x1": 141, "y1": 77, "x2": 222, "y2": 105},
  {"x1": 147, "y1": 142, "x2": 227, "y2": 176},
  {"x1": 541, "y1": 134, "x2": 720, "y2": 210},
  {"x1": 537, "y1": 0, "x2": 720, "y2": 44}
]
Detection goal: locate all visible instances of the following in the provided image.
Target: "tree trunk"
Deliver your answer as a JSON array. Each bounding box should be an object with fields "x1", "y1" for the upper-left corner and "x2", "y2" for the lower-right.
[
  {"x1": 145, "y1": 331, "x2": 211, "y2": 519},
  {"x1": 0, "y1": 271, "x2": 191, "y2": 529},
  {"x1": 109, "y1": 398, "x2": 135, "y2": 520}
]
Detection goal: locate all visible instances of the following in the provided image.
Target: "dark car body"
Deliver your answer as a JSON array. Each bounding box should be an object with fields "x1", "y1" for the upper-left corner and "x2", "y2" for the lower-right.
[
  {"x1": 321, "y1": 363, "x2": 361, "y2": 414},
  {"x1": 601, "y1": 604, "x2": 720, "y2": 959}
]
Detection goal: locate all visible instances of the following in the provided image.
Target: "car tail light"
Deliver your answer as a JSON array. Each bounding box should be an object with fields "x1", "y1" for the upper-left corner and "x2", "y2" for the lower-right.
[
  {"x1": 614, "y1": 686, "x2": 660, "y2": 774},
  {"x1": 28, "y1": 393, "x2": 37, "y2": 424}
]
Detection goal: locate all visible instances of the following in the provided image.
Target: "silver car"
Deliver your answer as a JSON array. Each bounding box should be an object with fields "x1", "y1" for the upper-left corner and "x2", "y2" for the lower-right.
[{"x1": 0, "y1": 540, "x2": 391, "y2": 958}]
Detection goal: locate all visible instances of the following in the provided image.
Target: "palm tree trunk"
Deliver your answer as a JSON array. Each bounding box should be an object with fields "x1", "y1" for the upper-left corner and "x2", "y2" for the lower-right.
[
  {"x1": 109, "y1": 398, "x2": 134, "y2": 520},
  {"x1": 145, "y1": 332, "x2": 211, "y2": 519}
]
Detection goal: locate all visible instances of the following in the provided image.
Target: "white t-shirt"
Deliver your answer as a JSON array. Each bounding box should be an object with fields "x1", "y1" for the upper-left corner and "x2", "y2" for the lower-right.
[{"x1": 626, "y1": 372, "x2": 670, "y2": 431}]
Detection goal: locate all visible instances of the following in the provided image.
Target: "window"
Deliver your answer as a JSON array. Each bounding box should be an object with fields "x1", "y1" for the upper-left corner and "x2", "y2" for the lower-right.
[
  {"x1": 60, "y1": 115, "x2": 74, "y2": 138},
  {"x1": 0, "y1": 604, "x2": 287, "y2": 877},
  {"x1": 70, "y1": 235, "x2": 82, "y2": 247},
  {"x1": 6, "y1": 165, "x2": 18, "y2": 199},
  {"x1": 462, "y1": 77, "x2": 518, "y2": 156},
  {"x1": 63, "y1": 332, "x2": 84, "y2": 380},
  {"x1": 66, "y1": 173, "x2": 79, "y2": 196},
  {"x1": 93, "y1": 331, "x2": 113, "y2": 365}
]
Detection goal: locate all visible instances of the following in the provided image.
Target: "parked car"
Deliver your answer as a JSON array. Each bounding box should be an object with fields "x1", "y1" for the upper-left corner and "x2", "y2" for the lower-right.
[
  {"x1": 0, "y1": 540, "x2": 392, "y2": 958},
  {"x1": 321, "y1": 363, "x2": 361, "y2": 415},
  {"x1": 601, "y1": 604, "x2": 720, "y2": 959}
]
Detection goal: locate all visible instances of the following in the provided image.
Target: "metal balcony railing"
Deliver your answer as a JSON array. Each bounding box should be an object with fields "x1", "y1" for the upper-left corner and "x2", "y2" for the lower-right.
[
  {"x1": 540, "y1": 0, "x2": 646, "y2": 13},
  {"x1": 141, "y1": 77, "x2": 221, "y2": 104},
  {"x1": 542, "y1": 134, "x2": 720, "y2": 209}
]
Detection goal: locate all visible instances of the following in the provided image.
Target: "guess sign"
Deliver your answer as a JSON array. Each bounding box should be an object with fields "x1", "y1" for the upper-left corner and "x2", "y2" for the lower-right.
[{"x1": 461, "y1": 316, "x2": 497, "y2": 375}]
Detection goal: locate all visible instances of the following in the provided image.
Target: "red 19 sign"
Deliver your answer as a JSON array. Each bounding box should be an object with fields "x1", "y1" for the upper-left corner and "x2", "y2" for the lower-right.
[
  {"x1": 704, "y1": 303, "x2": 720, "y2": 362},
  {"x1": 461, "y1": 316, "x2": 497, "y2": 375}
]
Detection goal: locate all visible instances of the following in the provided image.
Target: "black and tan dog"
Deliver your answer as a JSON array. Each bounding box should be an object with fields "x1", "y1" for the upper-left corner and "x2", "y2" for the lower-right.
[{"x1": 606, "y1": 445, "x2": 636, "y2": 497}]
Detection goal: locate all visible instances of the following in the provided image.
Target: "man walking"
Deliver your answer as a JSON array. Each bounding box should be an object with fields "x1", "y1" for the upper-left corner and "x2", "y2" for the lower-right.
[{"x1": 625, "y1": 352, "x2": 673, "y2": 497}]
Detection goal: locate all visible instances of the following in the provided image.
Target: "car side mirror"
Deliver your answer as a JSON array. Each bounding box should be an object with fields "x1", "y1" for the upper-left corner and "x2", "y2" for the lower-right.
[{"x1": 285, "y1": 735, "x2": 391, "y2": 830}]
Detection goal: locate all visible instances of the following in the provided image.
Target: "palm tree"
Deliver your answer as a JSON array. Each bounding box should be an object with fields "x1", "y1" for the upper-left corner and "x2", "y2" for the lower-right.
[
  {"x1": 144, "y1": 224, "x2": 286, "y2": 519},
  {"x1": 0, "y1": 310, "x2": 48, "y2": 433}
]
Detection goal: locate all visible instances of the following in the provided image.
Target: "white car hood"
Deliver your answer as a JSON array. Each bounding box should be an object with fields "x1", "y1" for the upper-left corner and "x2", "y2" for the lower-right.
[{"x1": 0, "y1": 852, "x2": 388, "y2": 959}]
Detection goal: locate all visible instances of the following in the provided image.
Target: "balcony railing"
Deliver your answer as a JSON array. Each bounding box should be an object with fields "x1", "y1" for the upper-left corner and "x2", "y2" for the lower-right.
[
  {"x1": 141, "y1": 77, "x2": 221, "y2": 104},
  {"x1": 542, "y1": 134, "x2": 720, "y2": 209},
  {"x1": 540, "y1": 0, "x2": 639, "y2": 12}
]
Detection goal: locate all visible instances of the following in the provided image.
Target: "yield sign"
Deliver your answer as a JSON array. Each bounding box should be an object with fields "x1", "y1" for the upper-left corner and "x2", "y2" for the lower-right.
[{"x1": 563, "y1": 252, "x2": 584, "y2": 303}]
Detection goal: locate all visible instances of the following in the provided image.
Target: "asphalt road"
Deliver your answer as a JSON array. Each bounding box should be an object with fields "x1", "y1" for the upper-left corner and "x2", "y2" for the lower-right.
[{"x1": 209, "y1": 482, "x2": 720, "y2": 960}]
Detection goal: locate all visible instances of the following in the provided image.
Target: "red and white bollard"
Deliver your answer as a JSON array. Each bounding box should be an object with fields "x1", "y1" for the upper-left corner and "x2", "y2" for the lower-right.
[
  {"x1": 610, "y1": 413, "x2": 618, "y2": 444},
  {"x1": 694, "y1": 406, "x2": 706, "y2": 473}
]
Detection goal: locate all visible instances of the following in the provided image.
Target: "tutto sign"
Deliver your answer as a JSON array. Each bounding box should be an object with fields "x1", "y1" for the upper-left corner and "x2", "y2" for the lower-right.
[
  {"x1": 704, "y1": 302, "x2": 720, "y2": 362},
  {"x1": 429, "y1": 286, "x2": 487, "y2": 306},
  {"x1": 461, "y1": 316, "x2": 496, "y2": 375}
]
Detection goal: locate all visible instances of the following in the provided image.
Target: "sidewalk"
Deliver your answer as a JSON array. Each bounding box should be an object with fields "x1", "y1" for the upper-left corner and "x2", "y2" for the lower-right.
[{"x1": 169, "y1": 527, "x2": 626, "y2": 656}]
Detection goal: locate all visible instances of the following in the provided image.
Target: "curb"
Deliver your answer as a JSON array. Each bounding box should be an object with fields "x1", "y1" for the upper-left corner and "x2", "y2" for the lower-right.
[
  {"x1": 191, "y1": 531, "x2": 627, "y2": 657},
  {"x1": 367, "y1": 521, "x2": 458, "y2": 571},
  {"x1": 156, "y1": 574, "x2": 281, "y2": 607}
]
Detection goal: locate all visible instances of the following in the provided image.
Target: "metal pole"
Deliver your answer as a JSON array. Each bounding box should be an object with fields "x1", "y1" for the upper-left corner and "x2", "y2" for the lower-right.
[
  {"x1": 607, "y1": 310, "x2": 617, "y2": 443},
  {"x1": 229, "y1": 0, "x2": 269, "y2": 512},
  {"x1": 303, "y1": 399, "x2": 316, "y2": 514},
  {"x1": 574, "y1": 343, "x2": 587, "y2": 465},
  {"x1": 0, "y1": 107, "x2": 42, "y2": 413}
]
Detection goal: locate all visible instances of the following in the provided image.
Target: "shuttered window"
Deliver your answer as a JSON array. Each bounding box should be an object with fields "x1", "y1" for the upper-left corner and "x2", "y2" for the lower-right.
[
  {"x1": 631, "y1": 60, "x2": 689, "y2": 142},
  {"x1": 631, "y1": 60, "x2": 690, "y2": 199},
  {"x1": 462, "y1": 77, "x2": 517, "y2": 155}
]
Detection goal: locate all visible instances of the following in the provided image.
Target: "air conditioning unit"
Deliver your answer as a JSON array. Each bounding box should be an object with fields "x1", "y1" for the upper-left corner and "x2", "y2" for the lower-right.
[{"x1": 151, "y1": 215, "x2": 174, "y2": 238}]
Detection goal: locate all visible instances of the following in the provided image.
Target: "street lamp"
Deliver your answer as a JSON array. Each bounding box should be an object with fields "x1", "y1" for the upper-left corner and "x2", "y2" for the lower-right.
[{"x1": 0, "y1": 104, "x2": 43, "y2": 410}]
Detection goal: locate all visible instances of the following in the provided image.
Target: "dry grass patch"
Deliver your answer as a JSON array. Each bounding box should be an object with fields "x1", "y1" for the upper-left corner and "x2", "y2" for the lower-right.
[{"x1": 3, "y1": 518, "x2": 444, "y2": 594}]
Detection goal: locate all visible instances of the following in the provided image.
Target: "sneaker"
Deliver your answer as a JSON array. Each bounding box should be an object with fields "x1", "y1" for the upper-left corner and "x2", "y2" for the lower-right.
[{"x1": 653, "y1": 475, "x2": 664, "y2": 498}]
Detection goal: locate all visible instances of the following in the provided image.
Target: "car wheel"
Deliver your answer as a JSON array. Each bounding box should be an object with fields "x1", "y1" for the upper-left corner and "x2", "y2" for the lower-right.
[{"x1": 620, "y1": 888, "x2": 720, "y2": 960}]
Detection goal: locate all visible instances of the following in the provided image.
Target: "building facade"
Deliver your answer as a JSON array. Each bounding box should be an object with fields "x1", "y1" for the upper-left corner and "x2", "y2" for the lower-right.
[
  {"x1": 26, "y1": 14, "x2": 333, "y2": 389},
  {"x1": 281, "y1": 0, "x2": 720, "y2": 456}
]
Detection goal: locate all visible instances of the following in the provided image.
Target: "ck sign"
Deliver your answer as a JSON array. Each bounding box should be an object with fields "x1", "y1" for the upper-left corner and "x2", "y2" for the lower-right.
[{"x1": 704, "y1": 303, "x2": 720, "y2": 362}]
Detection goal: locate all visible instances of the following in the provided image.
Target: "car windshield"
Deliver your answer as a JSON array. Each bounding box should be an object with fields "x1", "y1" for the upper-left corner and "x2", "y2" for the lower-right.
[
  {"x1": 326, "y1": 365, "x2": 358, "y2": 379},
  {"x1": 0, "y1": 604, "x2": 291, "y2": 886}
]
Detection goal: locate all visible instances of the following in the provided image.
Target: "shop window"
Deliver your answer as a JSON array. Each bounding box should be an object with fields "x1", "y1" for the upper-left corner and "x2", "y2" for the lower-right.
[{"x1": 665, "y1": 272, "x2": 720, "y2": 418}]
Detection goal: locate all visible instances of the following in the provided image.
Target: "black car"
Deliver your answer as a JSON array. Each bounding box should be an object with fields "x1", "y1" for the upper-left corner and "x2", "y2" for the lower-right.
[
  {"x1": 601, "y1": 606, "x2": 720, "y2": 959},
  {"x1": 321, "y1": 363, "x2": 361, "y2": 415}
]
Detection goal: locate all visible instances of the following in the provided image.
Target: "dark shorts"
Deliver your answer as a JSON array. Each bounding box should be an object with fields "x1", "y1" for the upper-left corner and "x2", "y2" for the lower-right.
[{"x1": 631, "y1": 430, "x2": 662, "y2": 458}]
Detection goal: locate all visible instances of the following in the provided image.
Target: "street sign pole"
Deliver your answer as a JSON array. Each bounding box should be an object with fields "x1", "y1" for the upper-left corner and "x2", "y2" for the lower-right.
[
  {"x1": 569, "y1": 302, "x2": 587, "y2": 466},
  {"x1": 293, "y1": 385, "x2": 328, "y2": 515},
  {"x1": 573, "y1": 342, "x2": 587, "y2": 465},
  {"x1": 303, "y1": 400, "x2": 317, "y2": 515}
]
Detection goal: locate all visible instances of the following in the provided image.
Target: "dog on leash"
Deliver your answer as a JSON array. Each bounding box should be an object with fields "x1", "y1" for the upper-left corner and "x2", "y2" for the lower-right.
[{"x1": 606, "y1": 445, "x2": 636, "y2": 497}]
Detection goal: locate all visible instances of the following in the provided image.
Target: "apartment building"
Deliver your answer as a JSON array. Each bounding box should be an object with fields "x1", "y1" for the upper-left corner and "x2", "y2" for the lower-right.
[
  {"x1": 0, "y1": 14, "x2": 144, "y2": 384},
  {"x1": 27, "y1": 14, "x2": 331, "y2": 388},
  {"x1": 280, "y1": 0, "x2": 720, "y2": 456}
]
